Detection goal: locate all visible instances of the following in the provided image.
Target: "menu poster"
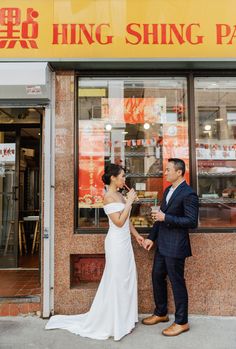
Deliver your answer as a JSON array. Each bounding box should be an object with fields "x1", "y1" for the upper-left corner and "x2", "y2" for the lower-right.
[
  {"x1": 162, "y1": 123, "x2": 190, "y2": 189},
  {"x1": 78, "y1": 121, "x2": 104, "y2": 206},
  {"x1": 79, "y1": 157, "x2": 104, "y2": 206},
  {"x1": 0, "y1": 143, "x2": 16, "y2": 163}
]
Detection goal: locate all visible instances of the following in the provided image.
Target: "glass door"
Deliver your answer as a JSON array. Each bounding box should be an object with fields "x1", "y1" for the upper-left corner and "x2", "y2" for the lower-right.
[{"x1": 0, "y1": 130, "x2": 19, "y2": 268}]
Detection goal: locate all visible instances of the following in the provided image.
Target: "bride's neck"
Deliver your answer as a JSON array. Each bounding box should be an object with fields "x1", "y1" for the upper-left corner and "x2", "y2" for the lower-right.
[{"x1": 108, "y1": 184, "x2": 118, "y2": 193}]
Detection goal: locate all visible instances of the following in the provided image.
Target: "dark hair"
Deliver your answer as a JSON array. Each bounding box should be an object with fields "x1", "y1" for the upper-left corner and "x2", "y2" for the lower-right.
[
  {"x1": 168, "y1": 158, "x2": 186, "y2": 176},
  {"x1": 102, "y1": 164, "x2": 124, "y2": 185}
]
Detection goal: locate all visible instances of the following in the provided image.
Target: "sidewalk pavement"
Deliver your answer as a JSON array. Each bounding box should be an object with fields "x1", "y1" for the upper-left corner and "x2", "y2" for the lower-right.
[{"x1": 0, "y1": 314, "x2": 236, "y2": 349}]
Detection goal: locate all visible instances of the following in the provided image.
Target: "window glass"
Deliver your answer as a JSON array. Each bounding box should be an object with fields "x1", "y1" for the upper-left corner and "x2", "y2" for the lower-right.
[
  {"x1": 0, "y1": 108, "x2": 41, "y2": 124},
  {"x1": 195, "y1": 77, "x2": 236, "y2": 228},
  {"x1": 77, "y1": 77, "x2": 188, "y2": 230}
]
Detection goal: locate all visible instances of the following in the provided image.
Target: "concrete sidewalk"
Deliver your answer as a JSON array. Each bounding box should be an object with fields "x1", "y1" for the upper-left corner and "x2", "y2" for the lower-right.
[{"x1": 0, "y1": 315, "x2": 235, "y2": 349}]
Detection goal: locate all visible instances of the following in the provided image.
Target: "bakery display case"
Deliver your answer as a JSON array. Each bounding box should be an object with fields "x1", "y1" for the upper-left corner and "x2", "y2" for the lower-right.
[
  {"x1": 197, "y1": 159, "x2": 236, "y2": 227},
  {"x1": 124, "y1": 139, "x2": 163, "y2": 228},
  {"x1": 195, "y1": 78, "x2": 236, "y2": 227},
  {"x1": 77, "y1": 76, "x2": 188, "y2": 231},
  {"x1": 78, "y1": 141, "x2": 163, "y2": 229}
]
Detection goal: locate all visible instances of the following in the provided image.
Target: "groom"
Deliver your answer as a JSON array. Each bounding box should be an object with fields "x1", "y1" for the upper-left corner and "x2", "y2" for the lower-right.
[{"x1": 142, "y1": 158, "x2": 198, "y2": 336}]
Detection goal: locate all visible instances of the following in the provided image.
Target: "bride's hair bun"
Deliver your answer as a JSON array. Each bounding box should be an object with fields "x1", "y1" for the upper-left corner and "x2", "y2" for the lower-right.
[
  {"x1": 102, "y1": 164, "x2": 124, "y2": 185},
  {"x1": 101, "y1": 173, "x2": 110, "y2": 185}
]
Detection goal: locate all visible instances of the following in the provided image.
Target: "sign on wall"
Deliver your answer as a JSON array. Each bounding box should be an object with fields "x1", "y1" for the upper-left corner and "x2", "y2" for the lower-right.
[
  {"x1": 1, "y1": 0, "x2": 236, "y2": 59},
  {"x1": 0, "y1": 143, "x2": 16, "y2": 163}
]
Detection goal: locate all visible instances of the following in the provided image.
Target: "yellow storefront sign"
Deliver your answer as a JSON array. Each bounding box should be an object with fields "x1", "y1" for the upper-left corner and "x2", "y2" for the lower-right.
[{"x1": 1, "y1": 0, "x2": 236, "y2": 59}]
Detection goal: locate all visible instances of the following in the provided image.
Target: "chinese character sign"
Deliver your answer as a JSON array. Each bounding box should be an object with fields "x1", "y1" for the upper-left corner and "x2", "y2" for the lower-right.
[{"x1": 0, "y1": 7, "x2": 39, "y2": 48}]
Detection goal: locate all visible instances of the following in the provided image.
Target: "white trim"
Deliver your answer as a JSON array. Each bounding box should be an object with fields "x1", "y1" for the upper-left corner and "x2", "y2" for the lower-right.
[
  {"x1": 42, "y1": 75, "x2": 55, "y2": 317},
  {"x1": 42, "y1": 105, "x2": 51, "y2": 318},
  {"x1": 50, "y1": 73, "x2": 55, "y2": 316},
  {"x1": 0, "y1": 62, "x2": 48, "y2": 85}
]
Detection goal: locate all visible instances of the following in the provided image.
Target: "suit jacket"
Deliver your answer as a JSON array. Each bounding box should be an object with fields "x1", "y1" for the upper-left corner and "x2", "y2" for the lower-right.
[{"x1": 148, "y1": 181, "x2": 199, "y2": 259}]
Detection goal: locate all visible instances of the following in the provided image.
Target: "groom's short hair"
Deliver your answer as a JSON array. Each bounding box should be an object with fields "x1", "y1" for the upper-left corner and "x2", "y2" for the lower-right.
[{"x1": 168, "y1": 158, "x2": 185, "y2": 176}]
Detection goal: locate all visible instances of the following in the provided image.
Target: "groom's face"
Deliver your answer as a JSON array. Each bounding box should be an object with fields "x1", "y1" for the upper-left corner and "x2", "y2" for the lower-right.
[{"x1": 165, "y1": 162, "x2": 182, "y2": 183}]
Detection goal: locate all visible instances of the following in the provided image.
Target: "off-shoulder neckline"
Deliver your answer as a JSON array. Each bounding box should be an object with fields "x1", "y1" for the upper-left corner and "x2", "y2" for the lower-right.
[{"x1": 103, "y1": 202, "x2": 125, "y2": 207}]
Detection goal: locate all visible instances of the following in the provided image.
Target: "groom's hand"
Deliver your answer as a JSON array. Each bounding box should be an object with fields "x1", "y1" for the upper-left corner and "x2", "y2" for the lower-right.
[
  {"x1": 152, "y1": 210, "x2": 165, "y2": 222},
  {"x1": 143, "y1": 239, "x2": 154, "y2": 251}
]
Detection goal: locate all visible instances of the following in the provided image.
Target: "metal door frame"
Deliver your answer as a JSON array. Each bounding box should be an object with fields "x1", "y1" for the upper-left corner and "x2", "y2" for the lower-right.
[
  {"x1": 0, "y1": 122, "x2": 42, "y2": 268},
  {"x1": 0, "y1": 103, "x2": 55, "y2": 317},
  {"x1": 0, "y1": 126, "x2": 19, "y2": 268}
]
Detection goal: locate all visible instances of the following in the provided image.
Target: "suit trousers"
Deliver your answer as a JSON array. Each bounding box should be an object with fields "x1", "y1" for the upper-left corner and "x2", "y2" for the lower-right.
[{"x1": 152, "y1": 251, "x2": 188, "y2": 325}]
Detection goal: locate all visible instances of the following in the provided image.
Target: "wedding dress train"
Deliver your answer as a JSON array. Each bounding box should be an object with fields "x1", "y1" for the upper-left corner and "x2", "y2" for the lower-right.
[{"x1": 45, "y1": 202, "x2": 138, "y2": 341}]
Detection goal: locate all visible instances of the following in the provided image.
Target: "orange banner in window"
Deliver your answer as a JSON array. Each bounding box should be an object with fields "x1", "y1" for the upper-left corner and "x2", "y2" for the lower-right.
[
  {"x1": 101, "y1": 98, "x2": 166, "y2": 124},
  {"x1": 162, "y1": 123, "x2": 190, "y2": 189},
  {"x1": 78, "y1": 121, "x2": 104, "y2": 207}
]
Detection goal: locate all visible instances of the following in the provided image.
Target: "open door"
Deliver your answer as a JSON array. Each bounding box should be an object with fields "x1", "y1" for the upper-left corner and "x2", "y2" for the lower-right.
[
  {"x1": 0, "y1": 130, "x2": 19, "y2": 268},
  {"x1": 0, "y1": 109, "x2": 41, "y2": 269}
]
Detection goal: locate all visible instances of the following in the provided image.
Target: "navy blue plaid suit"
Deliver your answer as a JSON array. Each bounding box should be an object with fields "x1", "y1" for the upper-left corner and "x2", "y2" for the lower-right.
[{"x1": 148, "y1": 181, "x2": 198, "y2": 324}]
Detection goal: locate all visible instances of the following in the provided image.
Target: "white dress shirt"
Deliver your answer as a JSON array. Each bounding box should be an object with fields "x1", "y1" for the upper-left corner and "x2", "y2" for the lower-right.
[{"x1": 166, "y1": 180, "x2": 185, "y2": 204}]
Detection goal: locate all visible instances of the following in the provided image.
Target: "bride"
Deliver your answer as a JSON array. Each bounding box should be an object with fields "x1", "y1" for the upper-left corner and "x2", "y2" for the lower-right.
[{"x1": 45, "y1": 163, "x2": 144, "y2": 341}]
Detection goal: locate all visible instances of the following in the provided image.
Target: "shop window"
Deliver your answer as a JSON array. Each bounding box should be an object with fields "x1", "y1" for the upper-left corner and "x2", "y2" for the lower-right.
[
  {"x1": 77, "y1": 77, "x2": 188, "y2": 231},
  {"x1": 195, "y1": 77, "x2": 236, "y2": 228}
]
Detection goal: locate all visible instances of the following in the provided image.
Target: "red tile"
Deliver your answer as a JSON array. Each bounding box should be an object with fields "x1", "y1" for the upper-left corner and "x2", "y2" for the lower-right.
[
  {"x1": 0, "y1": 304, "x2": 10, "y2": 316},
  {"x1": 0, "y1": 269, "x2": 41, "y2": 297},
  {"x1": 9, "y1": 304, "x2": 20, "y2": 316},
  {"x1": 30, "y1": 288, "x2": 41, "y2": 295},
  {"x1": 18, "y1": 303, "x2": 29, "y2": 314},
  {"x1": 28, "y1": 303, "x2": 40, "y2": 312},
  {"x1": 0, "y1": 302, "x2": 41, "y2": 316},
  {"x1": 0, "y1": 289, "x2": 17, "y2": 297},
  {"x1": 15, "y1": 289, "x2": 28, "y2": 296}
]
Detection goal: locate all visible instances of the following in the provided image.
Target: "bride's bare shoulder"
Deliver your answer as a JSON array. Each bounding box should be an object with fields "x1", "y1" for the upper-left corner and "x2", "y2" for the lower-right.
[{"x1": 103, "y1": 194, "x2": 116, "y2": 205}]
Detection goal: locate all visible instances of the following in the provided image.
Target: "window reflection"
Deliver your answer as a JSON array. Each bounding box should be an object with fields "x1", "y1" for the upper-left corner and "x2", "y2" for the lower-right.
[
  {"x1": 77, "y1": 77, "x2": 188, "y2": 230},
  {"x1": 0, "y1": 108, "x2": 41, "y2": 124},
  {"x1": 195, "y1": 77, "x2": 236, "y2": 227}
]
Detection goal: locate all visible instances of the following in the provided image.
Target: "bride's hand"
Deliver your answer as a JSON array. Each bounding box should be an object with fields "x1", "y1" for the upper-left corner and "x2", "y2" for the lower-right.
[
  {"x1": 126, "y1": 188, "x2": 138, "y2": 205},
  {"x1": 135, "y1": 234, "x2": 144, "y2": 246}
]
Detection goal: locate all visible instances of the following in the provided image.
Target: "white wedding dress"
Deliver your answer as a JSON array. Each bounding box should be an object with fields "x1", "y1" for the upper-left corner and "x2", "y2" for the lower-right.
[{"x1": 45, "y1": 202, "x2": 138, "y2": 341}]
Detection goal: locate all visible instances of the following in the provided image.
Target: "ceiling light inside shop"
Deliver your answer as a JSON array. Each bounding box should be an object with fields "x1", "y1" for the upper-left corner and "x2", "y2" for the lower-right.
[
  {"x1": 105, "y1": 124, "x2": 112, "y2": 131},
  {"x1": 204, "y1": 125, "x2": 211, "y2": 131},
  {"x1": 122, "y1": 131, "x2": 128, "y2": 134},
  {"x1": 215, "y1": 118, "x2": 223, "y2": 121},
  {"x1": 144, "y1": 123, "x2": 150, "y2": 130}
]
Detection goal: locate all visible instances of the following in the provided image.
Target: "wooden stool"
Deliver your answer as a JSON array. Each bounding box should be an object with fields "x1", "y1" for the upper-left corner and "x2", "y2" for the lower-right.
[
  {"x1": 3, "y1": 220, "x2": 15, "y2": 255},
  {"x1": 31, "y1": 221, "x2": 40, "y2": 254},
  {"x1": 18, "y1": 221, "x2": 27, "y2": 256}
]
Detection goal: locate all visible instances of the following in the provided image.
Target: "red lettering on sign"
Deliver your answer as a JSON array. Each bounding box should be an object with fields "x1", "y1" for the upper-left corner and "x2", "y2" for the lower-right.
[
  {"x1": 126, "y1": 23, "x2": 142, "y2": 44},
  {"x1": 216, "y1": 24, "x2": 236, "y2": 44},
  {"x1": 52, "y1": 23, "x2": 113, "y2": 45},
  {"x1": 0, "y1": 7, "x2": 39, "y2": 49},
  {"x1": 126, "y1": 23, "x2": 204, "y2": 45}
]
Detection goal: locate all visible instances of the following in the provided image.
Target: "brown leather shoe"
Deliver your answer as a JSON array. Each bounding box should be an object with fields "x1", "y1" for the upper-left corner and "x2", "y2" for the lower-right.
[
  {"x1": 162, "y1": 322, "x2": 190, "y2": 336},
  {"x1": 142, "y1": 314, "x2": 169, "y2": 325}
]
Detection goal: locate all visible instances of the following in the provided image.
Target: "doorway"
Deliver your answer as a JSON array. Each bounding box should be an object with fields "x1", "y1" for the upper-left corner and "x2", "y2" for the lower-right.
[{"x1": 0, "y1": 107, "x2": 42, "y2": 298}]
